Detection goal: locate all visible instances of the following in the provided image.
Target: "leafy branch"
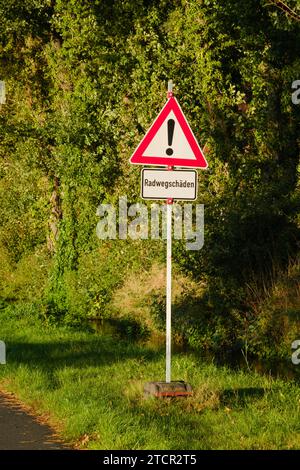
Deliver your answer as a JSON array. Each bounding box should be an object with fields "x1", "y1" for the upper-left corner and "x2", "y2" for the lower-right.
[{"x1": 266, "y1": 0, "x2": 300, "y2": 21}]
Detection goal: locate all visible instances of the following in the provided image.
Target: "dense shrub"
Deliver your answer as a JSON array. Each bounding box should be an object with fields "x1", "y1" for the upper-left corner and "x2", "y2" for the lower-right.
[{"x1": 0, "y1": 0, "x2": 299, "y2": 355}]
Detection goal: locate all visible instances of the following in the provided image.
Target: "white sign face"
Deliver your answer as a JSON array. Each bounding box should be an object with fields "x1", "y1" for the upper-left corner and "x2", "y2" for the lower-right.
[
  {"x1": 143, "y1": 111, "x2": 196, "y2": 160},
  {"x1": 141, "y1": 168, "x2": 197, "y2": 201}
]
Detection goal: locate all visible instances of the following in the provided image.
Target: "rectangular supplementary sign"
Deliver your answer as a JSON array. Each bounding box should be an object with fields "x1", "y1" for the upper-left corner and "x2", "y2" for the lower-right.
[{"x1": 141, "y1": 168, "x2": 197, "y2": 201}]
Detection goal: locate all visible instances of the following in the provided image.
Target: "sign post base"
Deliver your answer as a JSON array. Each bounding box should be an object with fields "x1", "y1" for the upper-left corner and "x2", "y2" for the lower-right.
[{"x1": 144, "y1": 381, "x2": 193, "y2": 398}]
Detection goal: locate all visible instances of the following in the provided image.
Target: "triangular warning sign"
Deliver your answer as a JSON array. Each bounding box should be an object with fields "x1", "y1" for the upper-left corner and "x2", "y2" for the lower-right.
[{"x1": 130, "y1": 96, "x2": 208, "y2": 168}]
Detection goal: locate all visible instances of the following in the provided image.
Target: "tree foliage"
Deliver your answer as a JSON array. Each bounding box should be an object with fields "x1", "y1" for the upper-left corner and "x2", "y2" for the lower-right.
[{"x1": 0, "y1": 0, "x2": 299, "y2": 354}]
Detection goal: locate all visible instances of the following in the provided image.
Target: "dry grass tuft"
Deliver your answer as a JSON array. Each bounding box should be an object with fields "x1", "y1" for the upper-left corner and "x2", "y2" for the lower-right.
[
  {"x1": 123, "y1": 380, "x2": 144, "y2": 404},
  {"x1": 111, "y1": 262, "x2": 202, "y2": 330},
  {"x1": 184, "y1": 383, "x2": 220, "y2": 413}
]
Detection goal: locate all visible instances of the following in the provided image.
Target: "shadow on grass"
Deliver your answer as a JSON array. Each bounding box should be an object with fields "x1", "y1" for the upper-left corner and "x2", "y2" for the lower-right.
[
  {"x1": 220, "y1": 387, "x2": 266, "y2": 407},
  {"x1": 5, "y1": 336, "x2": 163, "y2": 373}
]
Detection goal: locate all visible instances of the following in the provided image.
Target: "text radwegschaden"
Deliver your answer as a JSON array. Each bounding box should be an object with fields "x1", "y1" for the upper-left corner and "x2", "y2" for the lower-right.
[{"x1": 144, "y1": 178, "x2": 195, "y2": 191}]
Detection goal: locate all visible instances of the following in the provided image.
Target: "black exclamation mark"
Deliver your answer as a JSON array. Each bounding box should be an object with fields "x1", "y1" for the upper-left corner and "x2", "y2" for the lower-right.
[{"x1": 166, "y1": 119, "x2": 175, "y2": 156}]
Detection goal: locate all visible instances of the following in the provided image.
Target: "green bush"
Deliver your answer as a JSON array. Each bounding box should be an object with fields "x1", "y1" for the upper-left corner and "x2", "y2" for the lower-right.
[{"x1": 0, "y1": 0, "x2": 299, "y2": 357}]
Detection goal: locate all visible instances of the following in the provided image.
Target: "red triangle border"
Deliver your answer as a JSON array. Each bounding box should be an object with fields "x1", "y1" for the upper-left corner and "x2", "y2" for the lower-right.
[{"x1": 130, "y1": 96, "x2": 208, "y2": 168}]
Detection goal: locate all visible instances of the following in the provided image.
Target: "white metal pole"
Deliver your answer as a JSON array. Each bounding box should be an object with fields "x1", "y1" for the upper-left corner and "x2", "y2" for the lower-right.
[
  {"x1": 166, "y1": 200, "x2": 172, "y2": 383},
  {"x1": 166, "y1": 80, "x2": 174, "y2": 384}
]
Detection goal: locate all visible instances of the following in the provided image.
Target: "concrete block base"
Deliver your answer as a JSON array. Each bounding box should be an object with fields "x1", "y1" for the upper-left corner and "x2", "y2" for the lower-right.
[{"x1": 144, "y1": 381, "x2": 193, "y2": 398}]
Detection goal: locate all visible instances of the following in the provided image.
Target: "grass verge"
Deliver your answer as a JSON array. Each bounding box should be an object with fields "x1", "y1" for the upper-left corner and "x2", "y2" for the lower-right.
[{"x1": 0, "y1": 304, "x2": 300, "y2": 450}]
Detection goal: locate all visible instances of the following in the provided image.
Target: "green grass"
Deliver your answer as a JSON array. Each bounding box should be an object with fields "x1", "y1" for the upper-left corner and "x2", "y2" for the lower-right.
[{"x1": 1, "y1": 304, "x2": 300, "y2": 450}]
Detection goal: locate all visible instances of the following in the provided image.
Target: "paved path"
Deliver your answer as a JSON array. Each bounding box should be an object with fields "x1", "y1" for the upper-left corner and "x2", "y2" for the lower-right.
[{"x1": 0, "y1": 393, "x2": 67, "y2": 450}]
